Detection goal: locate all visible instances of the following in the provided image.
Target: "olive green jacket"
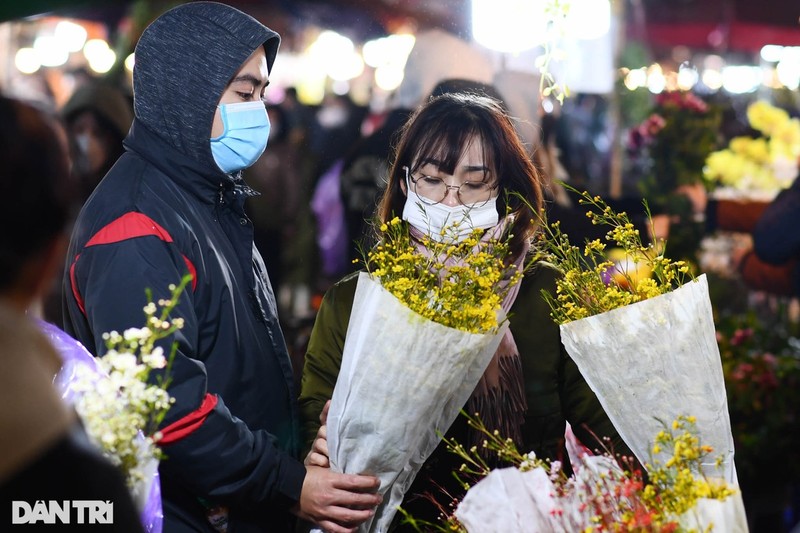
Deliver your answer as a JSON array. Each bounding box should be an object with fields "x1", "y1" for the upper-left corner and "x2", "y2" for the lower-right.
[{"x1": 299, "y1": 262, "x2": 630, "y2": 467}]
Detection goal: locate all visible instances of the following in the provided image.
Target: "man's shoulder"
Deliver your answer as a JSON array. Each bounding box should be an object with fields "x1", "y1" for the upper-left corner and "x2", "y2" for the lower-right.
[{"x1": 74, "y1": 158, "x2": 196, "y2": 247}]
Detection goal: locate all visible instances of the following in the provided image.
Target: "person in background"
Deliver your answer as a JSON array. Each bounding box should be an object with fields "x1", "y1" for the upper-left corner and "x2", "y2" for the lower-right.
[
  {"x1": 61, "y1": 3, "x2": 379, "y2": 532},
  {"x1": 309, "y1": 93, "x2": 367, "y2": 186},
  {"x1": 280, "y1": 87, "x2": 315, "y2": 148},
  {"x1": 245, "y1": 103, "x2": 309, "y2": 303},
  {"x1": 535, "y1": 110, "x2": 672, "y2": 249},
  {"x1": 750, "y1": 167, "x2": 800, "y2": 296},
  {"x1": 0, "y1": 95, "x2": 143, "y2": 532},
  {"x1": 245, "y1": 103, "x2": 319, "y2": 383},
  {"x1": 679, "y1": 181, "x2": 797, "y2": 296},
  {"x1": 300, "y1": 93, "x2": 634, "y2": 526},
  {"x1": 61, "y1": 81, "x2": 134, "y2": 202},
  {"x1": 41, "y1": 81, "x2": 134, "y2": 327}
]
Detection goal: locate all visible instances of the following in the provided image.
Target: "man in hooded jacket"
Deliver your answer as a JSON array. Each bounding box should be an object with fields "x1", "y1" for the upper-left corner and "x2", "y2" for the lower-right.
[{"x1": 62, "y1": 3, "x2": 380, "y2": 532}]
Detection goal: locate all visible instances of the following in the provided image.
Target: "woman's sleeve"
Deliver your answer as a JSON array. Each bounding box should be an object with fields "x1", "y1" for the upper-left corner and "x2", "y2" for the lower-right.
[
  {"x1": 514, "y1": 264, "x2": 633, "y2": 464},
  {"x1": 298, "y1": 275, "x2": 357, "y2": 454}
]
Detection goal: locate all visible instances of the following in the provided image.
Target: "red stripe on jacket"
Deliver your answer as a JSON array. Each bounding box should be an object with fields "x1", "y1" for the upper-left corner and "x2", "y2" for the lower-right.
[
  {"x1": 86, "y1": 211, "x2": 174, "y2": 246},
  {"x1": 69, "y1": 212, "x2": 198, "y2": 314},
  {"x1": 158, "y1": 393, "x2": 219, "y2": 445}
]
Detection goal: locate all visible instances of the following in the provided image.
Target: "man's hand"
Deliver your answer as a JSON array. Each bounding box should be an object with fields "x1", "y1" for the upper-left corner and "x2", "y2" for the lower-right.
[{"x1": 293, "y1": 466, "x2": 381, "y2": 533}]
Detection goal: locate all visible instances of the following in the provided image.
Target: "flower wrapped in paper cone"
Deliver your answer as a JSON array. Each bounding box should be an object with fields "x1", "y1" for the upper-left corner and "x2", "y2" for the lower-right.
[
  {"x1": 325, "y1": 271, "x2": 507, "y2": 532},
  {"x1": 559, "y1": 273, "x2": 737, "y2": 483},
  {"x1": 454, "y1": 446, "x2": 748, "y2": 532},
  {"x1": 453, "y1": 416, "x2": 747, "y2": 532},
  {"x1": 537, "y1": 189, "x2": 737, "y2": 485}
]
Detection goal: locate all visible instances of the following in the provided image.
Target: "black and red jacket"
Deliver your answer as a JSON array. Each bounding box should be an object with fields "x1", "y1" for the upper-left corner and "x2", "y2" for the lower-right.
[{"x1": 63, "y1": 4, "x2": 304, "y2": 531}]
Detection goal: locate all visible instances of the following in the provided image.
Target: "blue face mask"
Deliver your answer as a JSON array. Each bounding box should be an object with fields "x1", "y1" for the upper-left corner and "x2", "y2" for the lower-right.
[{"x1": 210, "y1": 101, "x2": 270, "y2": 173}]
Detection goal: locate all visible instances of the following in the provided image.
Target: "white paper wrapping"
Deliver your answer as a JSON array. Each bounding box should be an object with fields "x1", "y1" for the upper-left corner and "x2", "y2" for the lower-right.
[
  {"x1": 679, "y1": 492, "x2": 749, "y2": 533},
  {"x1": 456, "y1": 434, "x2": 632, "y2": 533},
  {"x1": 456, "y1": 467, "x2": 558, "y2": 532},
  {"x1": 324, "y1": 272, "x2": 508, "y2": 532},
  {"x1": 455, "y1": 465, "x2": 749, "y2": 532},
  {"x1": 559, "y1": 274, "x2": 737, "y2": 483}
]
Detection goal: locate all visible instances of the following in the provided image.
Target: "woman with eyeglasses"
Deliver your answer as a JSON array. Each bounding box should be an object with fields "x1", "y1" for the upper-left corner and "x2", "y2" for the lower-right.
[{"x1": 299, "y1": 92, "x2": 631, "y2": 526}]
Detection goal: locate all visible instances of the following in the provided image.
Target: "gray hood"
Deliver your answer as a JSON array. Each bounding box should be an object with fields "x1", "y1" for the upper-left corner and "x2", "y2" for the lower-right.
[{"x1": 132, "y1": 1, "x2": 279, "y2": 170}]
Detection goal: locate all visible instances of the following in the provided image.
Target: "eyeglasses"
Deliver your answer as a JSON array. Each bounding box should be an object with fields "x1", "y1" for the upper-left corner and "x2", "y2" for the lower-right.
[{"x1": 403, "y1": 166, "x2": 497, "y2": 207}]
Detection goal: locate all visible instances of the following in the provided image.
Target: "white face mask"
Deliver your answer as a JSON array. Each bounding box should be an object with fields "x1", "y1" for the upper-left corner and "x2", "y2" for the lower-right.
[{"x1": 402, "y1": 187, "x2": 499, "y2": 243}]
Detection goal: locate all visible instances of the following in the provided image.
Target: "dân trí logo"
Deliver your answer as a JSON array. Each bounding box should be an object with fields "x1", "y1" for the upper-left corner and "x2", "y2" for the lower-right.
[{"x1": 12, "y1": 500, "x2": 113, "y2": 524}]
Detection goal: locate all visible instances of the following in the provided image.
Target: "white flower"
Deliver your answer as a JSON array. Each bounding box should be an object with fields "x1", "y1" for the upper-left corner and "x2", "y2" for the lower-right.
[
  {"x1": 123, "y1": 327, "x2": 153, "y2": 342},
  {"x1": 142, "y1": 349, "x2": 167, "y2": 369},
  {"x1": 68, "y1": 276, "x2": 192, "y2": 494},
  {"x1": 519, "y1": 450, "x2": 539, "y2": 471}
]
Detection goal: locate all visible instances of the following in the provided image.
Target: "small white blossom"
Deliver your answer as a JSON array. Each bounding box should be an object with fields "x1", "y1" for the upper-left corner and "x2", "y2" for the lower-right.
[
  {"x1": 142, "y1": 346, "x2": 167, "y2": 369},
  {"x1": 69, "y1": 280, "x2": 188, "y2": 493}
]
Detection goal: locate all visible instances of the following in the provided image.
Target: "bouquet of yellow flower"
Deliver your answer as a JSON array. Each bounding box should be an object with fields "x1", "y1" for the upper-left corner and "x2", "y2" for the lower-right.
[
  {"x1": 322, "y1": 216, "x2": 522, "y2": 532},
  {"x1": 440, "y1": 415, "x2": 747, "y2": 532},
  {"x1": 365, "y1": 216, "x2": 521, "y2": 332},
  {"x1": 536, "y1": 190, "x2": 737, "y2": 485},
  {"x1": 705, "y1": 100, "x2": 800, "y2": 200}
]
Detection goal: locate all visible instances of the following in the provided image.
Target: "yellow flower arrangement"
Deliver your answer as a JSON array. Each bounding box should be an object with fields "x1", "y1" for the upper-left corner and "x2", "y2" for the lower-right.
[
  {"x1": 705, "y1": 100, "x2": 800, "y2": 197},
  {"x1": 401, "y1": 414, "x2": 739, "y2": 532},
  {"x1": 644, "y1": 415, "x2": 737, "y2": 520},
  {"x1": 329, "y1": 215, "x2": 527, "y2": 531},
  {"x1": 362, "y1": 216, "x2": 522, "y2": 334},
  {"x1": 536, "y1": 190, "x2": 692, "y2": 324}
]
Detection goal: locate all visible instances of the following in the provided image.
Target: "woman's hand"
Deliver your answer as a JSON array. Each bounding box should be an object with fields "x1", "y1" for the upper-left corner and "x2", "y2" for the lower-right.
[{"x1": 305, "y1": 400, "x2": 331, "y2": 468}]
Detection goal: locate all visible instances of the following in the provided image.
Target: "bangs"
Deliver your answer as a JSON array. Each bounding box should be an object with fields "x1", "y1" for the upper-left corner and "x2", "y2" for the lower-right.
[{"x1": 408, "y1": 118, "x2": 495, "y2": 180}]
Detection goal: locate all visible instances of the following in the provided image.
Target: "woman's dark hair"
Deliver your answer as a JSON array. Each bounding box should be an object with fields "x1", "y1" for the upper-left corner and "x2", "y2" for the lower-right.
[
  {"x1": 0, "y1": 96, "x2": 74, "y2": 290},
  {"x1": 378, "y1": 92, "x2": 543, "y2": 257}
]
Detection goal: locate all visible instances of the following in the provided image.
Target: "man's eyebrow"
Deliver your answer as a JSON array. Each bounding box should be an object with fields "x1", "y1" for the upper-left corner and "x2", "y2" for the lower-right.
[{"x1": 229, "y1": 74, "x2": 268, "y2": 88}]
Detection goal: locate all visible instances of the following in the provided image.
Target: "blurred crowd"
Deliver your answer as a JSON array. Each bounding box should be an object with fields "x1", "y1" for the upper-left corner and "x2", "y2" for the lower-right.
[{"x1": 18, "y1": 27, "x2": 800, "y2": 378}]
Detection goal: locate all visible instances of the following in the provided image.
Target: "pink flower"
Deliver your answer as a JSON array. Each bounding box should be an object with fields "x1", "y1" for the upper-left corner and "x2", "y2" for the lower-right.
[
  {"x1": 642, "y1": 114, "x2": 666, "y2": 137},
  {"x1": 759, "y1": 352, "x2": 778, "y2": 368},
  {"x1": 730, "y1": 328, "x2": 754, "y2": 346},
  {"x1": 732, "y1": 362, "x2": 754, "y2": 381},
  {"x1": 655, "y1": 91, "x2": 708, "y2": 113}
]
